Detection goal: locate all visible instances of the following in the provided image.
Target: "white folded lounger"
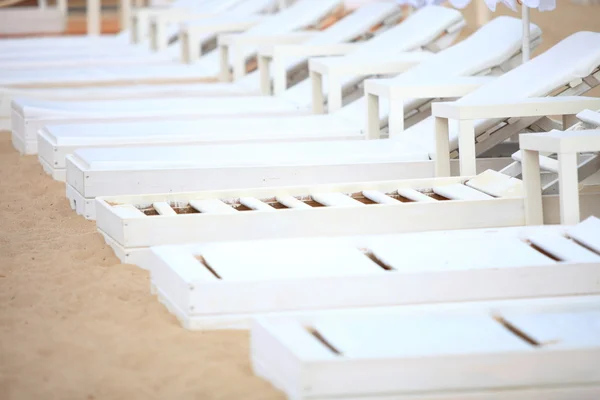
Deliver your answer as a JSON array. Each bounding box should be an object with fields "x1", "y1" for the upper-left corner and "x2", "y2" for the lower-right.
[
  {"x1": 63, "y1": 32, "x2": 600, "y2": 218},
  {"x1": 33, "y1": 14, "x2": 515, "y2": 172},
  {"x1": 0, "y1": 1, "x2": 409, "y2": 131},
  {"x1": 0, "y1": 0, "x2": 276, "y2": 68},
  {"x1": 0, "y1": 0, "x2": 342, "y2": 88},
  {"x1": 144, "y1": 216, "x2": 600, "y2": 329},
  {"x1": 252, "y1": 299, "x2": 600, "y2": 399},
  {"x1": 0, "y1": 0, "x2": 247, "y2": 63},
  {"x1": 15, "y1": 5, "x2": 462, "y2": 154},
  {"x1": 93, "y1": 164, "x2": 600, "y2": 264}
]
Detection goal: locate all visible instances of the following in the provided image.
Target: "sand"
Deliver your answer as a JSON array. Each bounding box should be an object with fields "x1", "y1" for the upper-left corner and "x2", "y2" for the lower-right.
[{"x1": 1, "y1": 2, "x2": 599, "y2": 399}]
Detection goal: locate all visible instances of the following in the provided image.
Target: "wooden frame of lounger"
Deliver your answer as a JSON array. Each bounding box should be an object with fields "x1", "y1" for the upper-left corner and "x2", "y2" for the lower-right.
[
  {"x1": 143, "y1": 216, "x2": 600, "y2": 329},
  {"x1": 251, "y1": 295, "x2": 600, "y2": 399},
  {"x1": 92, "y1": 167, "x2": 600, "y2": 265}
]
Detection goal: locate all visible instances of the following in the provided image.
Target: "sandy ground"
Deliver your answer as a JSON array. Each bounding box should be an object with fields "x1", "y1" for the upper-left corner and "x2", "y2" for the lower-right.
[{"x1": 1, "y1": 1, "x2": 599, "y2": 399}]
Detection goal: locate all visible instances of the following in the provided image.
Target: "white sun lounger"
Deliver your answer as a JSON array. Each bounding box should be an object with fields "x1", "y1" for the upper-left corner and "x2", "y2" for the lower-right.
[
  {"x1": 12, "y1": 5, "x2": 458, "y2": 155},
  {"x1": 143, "y1": 216, "x2": 600, "y2": 329},
  {"x1": 0, "y1": 1, "x2": 399, "y2": 132},
  {"x1": 0, "y1": 0, "x2": 343, "y2": 89},
  {"x1": 89, "y1": 119, "x2": 600, "y2": 264},
  {"x1": 62, "y1": 32, "x2": 600, "y2": 219},
  {"x1": 252, "y1": 299, "x2": 600, "y2": 399},
  {"x1": 31, "y1": 14, "x2": 514, "y2": 174},
  {"x1": 0, "y1": 0, "x2": 232, "y2": 53},
  {"x1": 0, "y1": 0, "x2": 277, "y2": 70},
  {"x1": 93, "y1": 157, "x2": 600, "y2": 264}
]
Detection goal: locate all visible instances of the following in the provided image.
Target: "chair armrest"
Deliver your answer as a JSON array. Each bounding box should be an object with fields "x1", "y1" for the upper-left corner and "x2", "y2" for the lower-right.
[
  {"x1": 365, "y1": 76, "x2": 496, "y2": 139},
  {"x1": 257, "y1": 43, "x2": 359, "y2": 95},
  {"x1": 433, "y1": 96, "x2": 600, "y2": 179},
  {"x1": 520, "y1": 129, "x2": 600, "y2": 153},
  {"x1": 432, "y1": 96, "x2": 600, "y2": 120},
  {"x1": 310, "y1": 52, "x2": 433, "y2": 114},
  {"x1": 218, "y1": 31, "x2": 317, "y2": 82}
]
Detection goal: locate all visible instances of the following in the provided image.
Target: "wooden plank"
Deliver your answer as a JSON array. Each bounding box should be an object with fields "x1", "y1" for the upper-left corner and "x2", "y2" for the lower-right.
[
  {"x1": 111, "y1": 204, "x2": 145, "y2": 218},
  {"x1": 362, "y1": 190, "x2": 402, "y2": 205},
  {"x1": 433, "y1": 184, "x2": 494, "y2": 200},
  {"x1": 369, "y1": 237, "x2": 553, "y2": 272},
  {"x1": 499, "y1": 310, "x2": 600, "y2": 348},
  {"x1": 396, "y1": 188, "x2": 437, "y2": 202},
  {"x1": 311, "y1": 314, "x2": 530, "y2": 359},
  {"x1": 200, "y1": 243, "x2": 383, "y2": 281},
  {"x1": 567, "y1": 216, "x2": 600, "y2": 253},
  {"x1": 466, "y1": 170, "x2": 523, "y2": 198},
  {"x1": 527, "y1": 233, "x2": 600, "y2": 263},
  {"x1": 152, "y1": 201, "x2": 177, "y2": 216},
  {"x1": 275, "y1": 195, "x2": 312, "y2": 209},
  {"x1": 189, "y1": 199, "x2": 237, "y2": 214},
  {"x1": 512, "y1": 150, "x2": 559, "y2": 173},
  {"x1": 311, "y1": 193, "x2": 365, "y2": 207},
  {"x1": 239, "y1": 197, "x2": 276, "y2": 211}
]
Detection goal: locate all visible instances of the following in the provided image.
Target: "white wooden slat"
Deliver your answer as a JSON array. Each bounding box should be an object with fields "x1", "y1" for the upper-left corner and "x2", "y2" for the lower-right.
[
  {"x1": 111, "y1": 204, "x2": 146, "y2": 218},
  {"x1": 513, "y1": 150, "x2": 559, "y2": 173},
  {"x1": 189, "y1": 199, "x2": 237, "y2": 214},
  {"x1": 362, "y1": 190, "x2": 402, "y2": 205},
  {"x1": 577, "y1": 109, "x2": 600, "y2": 128},
  {"x1": 526, "y1": 233, "x2": 600, "y2": 263},
  {"x1": 466, "y1": 170, "x2": 523, "y2": 198},
  {"x1": 239, "y1": 197, "x2": 276, "y2": 211},
  {"x1": 152, "y1": 201, "x2": 177, "y2": 216},
  {"x1": 200, "y1": 243, "x2": 383, "y2": 281},
  {"x1": 275, "y1": 195, "x2": 312, "y2": 209},
  {"x1": 312, "y1": 315, "x2": 531, "y2": 359},
  {"x1": 433, "y1": 183, "x2": 494, "y2": 201},
  {"x1": 499, "y1": 310, "x2": 600, "y2": 348},
  {"x1": 310, "y1": 193, "x2": 365, "y2": 207},
  {"x1": 368, "y1": 237, "x2": 554, "y2": 272},
  {"x1": 567, "y1": 216, "x2": 600, "y2": 254},
  {"x1": 396, "y1": 188, "x2": 437, "y2": 203}
]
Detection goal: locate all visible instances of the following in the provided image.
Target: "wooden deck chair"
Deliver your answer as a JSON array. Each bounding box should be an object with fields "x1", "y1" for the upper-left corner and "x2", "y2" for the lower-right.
[
  {"x1": 0, "y1": 0, "x2": 229, "y2": 52},
  {"x1": 17, "y1": 5, "x2": 463, "y2": 157},
  {"x1": 0, "y1": 0, "x2": 278, "y2": 69},
  {"x1": 58, "y1": 31, "x2": 600, "y2": 217},
  {"x1": 2, "y1": 1, "x2": 407, "y2": 134},
  {"x1": 251, "y1": 296, "x2": 600, "y2": 399},
  {"x1": 140, "y1": 216, "x2": 600, "y2": 329},
  {"x1": 0, "y1": 0, "x2": 344, "y2": 89},
  {"x1": 88, "y1": 118, "x2": 600, "y2": 266},
  {"x1": 0, "y1": 1, "x2": 408, "y2": 131}
]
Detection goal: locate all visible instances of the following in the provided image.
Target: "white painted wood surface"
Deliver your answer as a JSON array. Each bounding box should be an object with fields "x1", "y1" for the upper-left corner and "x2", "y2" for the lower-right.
[
  {"x1": 251, "y1": 305, "x2": 600, "y2": 399},
  {"x1": 143, "y1": 218, "x2": 600, "y2": 331}
]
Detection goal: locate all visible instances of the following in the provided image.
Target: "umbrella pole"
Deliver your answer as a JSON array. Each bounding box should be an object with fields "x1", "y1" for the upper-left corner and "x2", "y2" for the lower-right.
[{"x1": 522, "y1": 4, "x2": 531, "y2": 62}]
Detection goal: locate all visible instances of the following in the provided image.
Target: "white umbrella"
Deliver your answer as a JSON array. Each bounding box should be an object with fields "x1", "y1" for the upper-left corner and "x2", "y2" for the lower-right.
[{"x1": 396, "y1": 0, "x2": 556, "y2": 62}]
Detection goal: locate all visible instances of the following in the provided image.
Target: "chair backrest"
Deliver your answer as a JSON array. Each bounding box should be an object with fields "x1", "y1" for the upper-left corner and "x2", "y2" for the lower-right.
[
  {"x1": 334, "y1": 16, "x2": 543, "y2": 124},
  {"x1": 279, "y1": 5, "x2": 464, "y2": 106},
  {"x1": 398, "y1": 30, "x2": 600, "y2": 154}
]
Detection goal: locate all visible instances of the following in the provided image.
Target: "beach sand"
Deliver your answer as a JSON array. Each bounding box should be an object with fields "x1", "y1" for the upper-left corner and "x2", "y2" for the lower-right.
[{"x1": 1, "y1": 2, "x2": 599, "y2": 399}]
